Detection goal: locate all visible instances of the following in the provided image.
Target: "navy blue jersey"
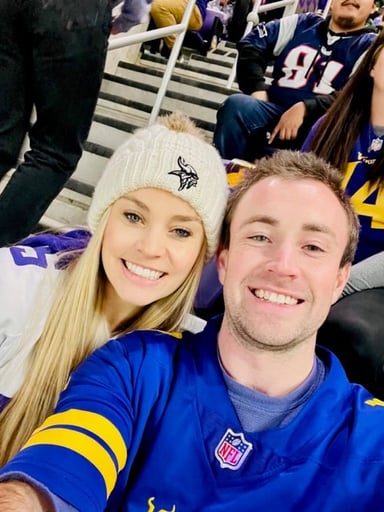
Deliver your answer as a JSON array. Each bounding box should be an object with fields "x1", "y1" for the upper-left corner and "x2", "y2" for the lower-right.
[
  {"x1": 3, "y1": 318, "x2": 384, "y2": 511},
  {"x1": 238, "y1": 13, "x2": 377, "y2": 111},
  {"x1": 303, "y1": 120, "x2": 384, "y2": 262}
]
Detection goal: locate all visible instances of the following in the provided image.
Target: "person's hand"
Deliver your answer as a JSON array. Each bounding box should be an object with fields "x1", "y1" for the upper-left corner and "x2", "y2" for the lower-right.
[
  {"x1": 251, "y1": 90, "x2": 269, "y2": 101},
  {"x1": 0, "y1": 481, "x2": 53, "y2": 511},
  {"x1": 269, "y1": 102, "x2": 306, "y2": 144}
]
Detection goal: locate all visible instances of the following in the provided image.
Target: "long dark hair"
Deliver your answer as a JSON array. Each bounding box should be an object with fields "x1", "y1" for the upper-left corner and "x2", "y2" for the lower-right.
[{"x1": 309, "y1": 32, "x2": 384, "y2": 183}]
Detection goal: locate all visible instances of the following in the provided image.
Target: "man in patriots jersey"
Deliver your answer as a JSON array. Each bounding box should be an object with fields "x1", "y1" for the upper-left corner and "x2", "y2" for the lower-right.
[
  {"x1": 213, "y1": 0, "x2": 377, "y2": 161},
  {"x1": 4, "y1": 151, "x2": 384, "y2": 511}
]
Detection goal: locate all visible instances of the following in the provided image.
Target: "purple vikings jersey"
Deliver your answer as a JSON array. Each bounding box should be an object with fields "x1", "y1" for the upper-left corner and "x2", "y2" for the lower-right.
[
  {"x1": 303, "y1": 120, "x2": 384, "y2": 262},
  {"x1": 2, "y1": 318, "x2": 384, "y2": 511}
]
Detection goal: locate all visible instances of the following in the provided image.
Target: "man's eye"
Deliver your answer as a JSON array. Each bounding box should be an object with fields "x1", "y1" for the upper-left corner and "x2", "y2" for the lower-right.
[
  {"x1": 124, "y1": 212, "x2": 141, "y2": 223},
  {"x1": 305, "y1": 244, "x2": 324, "y2": 252},
  {"x1": 251, "y1": 235, "x2": 269, "y2": 242}
]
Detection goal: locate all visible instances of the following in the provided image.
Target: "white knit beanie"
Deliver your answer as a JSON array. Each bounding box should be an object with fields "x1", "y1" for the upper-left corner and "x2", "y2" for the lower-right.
[{"x1": 88, "y1": 114, "x2": 229, "y2": 259}]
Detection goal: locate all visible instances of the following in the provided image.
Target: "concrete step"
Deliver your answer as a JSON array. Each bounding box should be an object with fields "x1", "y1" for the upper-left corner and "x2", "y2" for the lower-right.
[
  {"x1": 100, "y1": 80, "x2": 220, "y2": 127},
  {"x1": 110, "y1": 63, "x2": 237, "y2": 104},
  {"x1": 22, "y1": 41, "x2": 238, "y2": 233},
  {"x1": 140, "y1": 51, "x2": 238, "y2": 86},
  {"x1": 0, "y1": 170, "x2": 91, "y2": 230}
]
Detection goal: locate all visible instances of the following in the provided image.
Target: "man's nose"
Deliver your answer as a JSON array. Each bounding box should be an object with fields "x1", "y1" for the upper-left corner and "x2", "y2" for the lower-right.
[{"x1": 265, "y1": 244, "x2": 299, "y2": 278}]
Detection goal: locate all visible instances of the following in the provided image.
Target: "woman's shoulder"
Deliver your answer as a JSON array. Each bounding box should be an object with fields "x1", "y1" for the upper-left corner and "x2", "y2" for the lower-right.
[{"x1": 0, "y1": 231, "x2": 89, "y2": 336}]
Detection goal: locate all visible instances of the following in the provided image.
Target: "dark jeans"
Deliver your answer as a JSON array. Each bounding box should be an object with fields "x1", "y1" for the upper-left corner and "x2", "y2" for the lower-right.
[
  {"x1": 0, "y1": 0, "x2": 112, "y2": 245},
  {"x1": 213, "y1": 93, "x2": 318, "y2": 161}
]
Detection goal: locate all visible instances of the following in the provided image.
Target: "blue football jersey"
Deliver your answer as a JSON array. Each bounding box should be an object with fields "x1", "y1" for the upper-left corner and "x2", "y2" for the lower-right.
[{"x1": 3, "y1": 318, "x2": 384, "y2": 511}]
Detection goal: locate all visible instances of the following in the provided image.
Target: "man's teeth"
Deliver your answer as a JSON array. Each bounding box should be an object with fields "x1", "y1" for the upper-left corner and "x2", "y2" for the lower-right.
[
  {"x1": 125, "y1": 261, "x2": 163, "y2": 280},
  {"x1": 254, "y1": 289, "x2": 298, "y2": 305}
]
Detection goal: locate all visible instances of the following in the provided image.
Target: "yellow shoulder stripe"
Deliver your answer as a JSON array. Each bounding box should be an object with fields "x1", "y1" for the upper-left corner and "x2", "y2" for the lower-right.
[
  {"x1": 23, "y1": 427, "x2": 119, "y2": 497},
  {"x1": 23, "y1": 409, "x2": 127, "y2": 497},
  {"x1": 365, "y1": 398, "x2": 384, "y2": 407}
]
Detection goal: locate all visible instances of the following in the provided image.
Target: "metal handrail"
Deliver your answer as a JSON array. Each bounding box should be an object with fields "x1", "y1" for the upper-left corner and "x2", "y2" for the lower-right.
[
  {"x1": 106, "y1": 0, "x2": 332, "y2": 124},
  {"x1": 108, "y1": 0, "x2": 197, "y2": 124}
]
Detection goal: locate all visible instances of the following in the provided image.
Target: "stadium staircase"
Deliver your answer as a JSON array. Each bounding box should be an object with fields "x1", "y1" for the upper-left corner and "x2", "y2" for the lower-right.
[{"x1": 16, "y1": 39, "x2": 241, "y2": 231}]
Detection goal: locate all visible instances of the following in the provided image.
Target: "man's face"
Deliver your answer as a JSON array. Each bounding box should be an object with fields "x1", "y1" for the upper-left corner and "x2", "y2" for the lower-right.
[
  {"x1": 217, "y1": 177, "x2": 351, "y2": 352},
  {"x1": 330, "y1": 0, "x2": 375, "y2": 31}
]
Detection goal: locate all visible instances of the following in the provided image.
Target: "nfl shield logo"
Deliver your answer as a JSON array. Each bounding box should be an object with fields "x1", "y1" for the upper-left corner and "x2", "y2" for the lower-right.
[
  {"x1": 369, "y1": 137, "x2": 383, "y2": 153},
  {"x1": 215, "y1": 428, "x2": 253, "y2": 470}
]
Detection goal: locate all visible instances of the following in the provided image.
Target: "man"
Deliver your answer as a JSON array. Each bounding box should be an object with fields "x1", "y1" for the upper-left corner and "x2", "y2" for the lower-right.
[
  {"x1": 213, "y1": 0, "x2": 377, "y2": 161},
  {"x1": 3, "y1": 151, "x2": 384, "y2": 511}
]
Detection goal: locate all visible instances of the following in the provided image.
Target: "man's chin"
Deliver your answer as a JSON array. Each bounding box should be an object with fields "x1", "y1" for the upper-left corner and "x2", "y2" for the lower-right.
[{"x1": 334, "y1": 15, "x2": 360, "y2": 30}]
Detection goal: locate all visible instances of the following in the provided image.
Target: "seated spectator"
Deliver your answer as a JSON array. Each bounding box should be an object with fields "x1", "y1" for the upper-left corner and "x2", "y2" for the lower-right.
[
  {"x1": 0, "y1": 112, "x2": 228, "y2": 466},
  {"x1": 111, "y1": 0, "x2": 153, "y2": 35},
  {"x1": 150, "y1": 0, "x2": 209, "y2": 57},
  {"x1": 303, "y1": 31, "x2": 384, "y2": 263},
  {"x1": 213, "y1": 1, "x2": 377, "y2": 161},
  {"x1": 4, "y1": 152, "x2": 384, "y2": 511}
]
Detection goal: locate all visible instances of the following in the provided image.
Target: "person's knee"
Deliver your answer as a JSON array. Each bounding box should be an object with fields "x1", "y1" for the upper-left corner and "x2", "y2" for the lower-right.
[
  {"x1": 0, "y1": 145, "x2": 22, "y2": 178},
  {"x1": 218, "y1": 93, "x2": 249, "y2": 119}
]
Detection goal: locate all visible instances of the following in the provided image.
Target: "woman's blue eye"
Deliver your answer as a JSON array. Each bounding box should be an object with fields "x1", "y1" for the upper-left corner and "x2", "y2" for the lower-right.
[
  {"x1": 174, "y1": 228, "x2": 191, "y2": 238},
  {"x1": 124, "y1": 212, "x2": 141, "y2": 223}
]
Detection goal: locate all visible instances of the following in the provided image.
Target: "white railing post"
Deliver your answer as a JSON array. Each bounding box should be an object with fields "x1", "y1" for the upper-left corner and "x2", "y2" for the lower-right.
[
  {"x1": 149, "y1": 0, "x2": 197, "y2": 124},
  {"x1": 107, "y1": 0, "x2": 196, "y2": 125}
]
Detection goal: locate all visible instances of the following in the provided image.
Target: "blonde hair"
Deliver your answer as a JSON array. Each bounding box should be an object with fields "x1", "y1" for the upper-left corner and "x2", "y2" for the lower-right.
[{"x1": 0, "y1": 156, "x2": 210, "y2": 466}]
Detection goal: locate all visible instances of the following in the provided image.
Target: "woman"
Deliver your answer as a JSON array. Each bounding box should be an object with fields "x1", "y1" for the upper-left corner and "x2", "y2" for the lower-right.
[
  {"x1": 302, "y1": 32, "x2": 384, "y2": 263},
  {"x1": 0, "y1": 112, "x2": 229, "y2": 464}
]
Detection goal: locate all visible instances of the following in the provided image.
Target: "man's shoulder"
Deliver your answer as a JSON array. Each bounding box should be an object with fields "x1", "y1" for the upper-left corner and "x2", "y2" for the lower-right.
[
  {"x1": 320, "y1": 349, "x2": 384, "y2": 454},
  {"x1": 292, "y1": 12, "x2": 324, "y2": 31},
  {"x1": 344, "y1": 390, "x2": 384, "y2": 464},
  {"x1": 0, "y1": 235, "x2": 65, "y2": 323},
  {"x1": 78, "y1": 322, "x2": 216, "y2": 382},
  {"x1": 89, "y1": 330, "x2": 182, "y2": 373}
]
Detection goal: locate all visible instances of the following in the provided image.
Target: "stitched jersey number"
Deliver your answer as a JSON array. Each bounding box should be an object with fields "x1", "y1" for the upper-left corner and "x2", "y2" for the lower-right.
[
  {"x1": 343, "y1": 162, "x2": 384, "y2": 229},
  {"x1": 9, "y1": 246, "x2": 49, "y2": 268},
  {"x1": 277, "y1": 45, "x2": 343, "y2": 94}
]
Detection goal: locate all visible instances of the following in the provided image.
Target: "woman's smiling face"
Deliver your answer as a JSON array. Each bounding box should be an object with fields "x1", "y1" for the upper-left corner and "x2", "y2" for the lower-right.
[{"x1": 101, "y1": 187, "x2": 205, "y2": 321}]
